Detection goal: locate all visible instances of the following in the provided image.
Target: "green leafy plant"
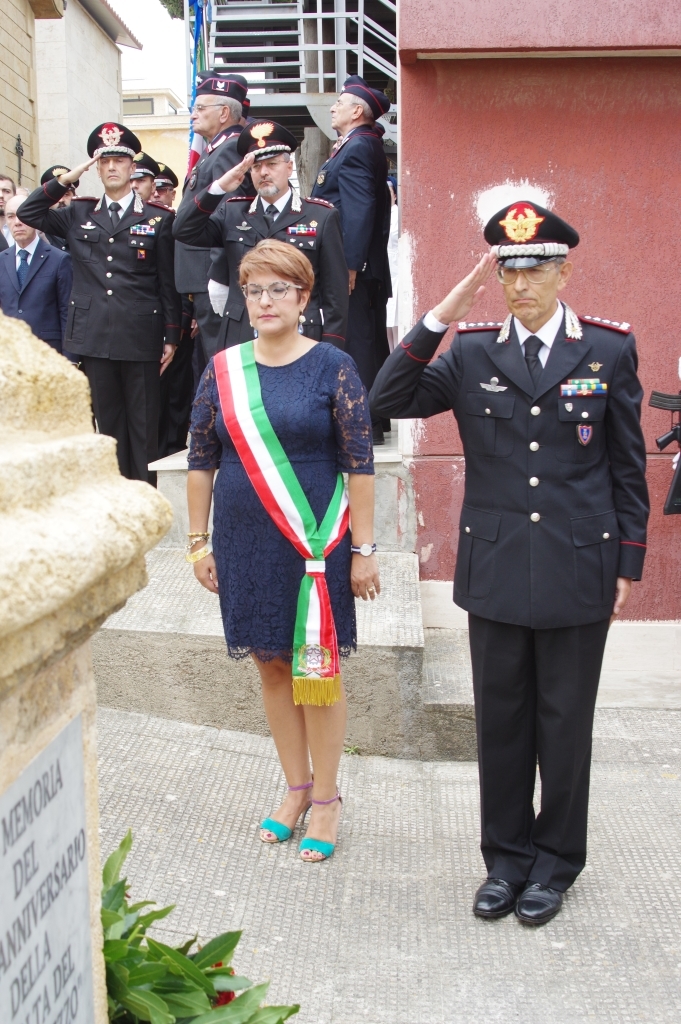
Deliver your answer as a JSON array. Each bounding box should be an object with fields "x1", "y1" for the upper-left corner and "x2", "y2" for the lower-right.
[{"x1": 103, "y1": 831, "x2": 299, "y2": 1024}]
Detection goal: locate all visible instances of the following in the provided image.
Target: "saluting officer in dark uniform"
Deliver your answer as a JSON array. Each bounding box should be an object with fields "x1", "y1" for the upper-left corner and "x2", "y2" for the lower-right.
[
  {"x1": 370, "y1": 202, "x2": 649, "y2": 926},
  {"x1": 40, "y1": 165, "x2": 79, "y2": 252},
  {"x1": 173, "y1": 120, "x2": 348, "y2": 348},
  {"x1": 130, "y1": 152, "x2": 161, "y2": 203},
  {"x1": 175, "y1": 71, "x2": 250, "y2": 362},
  {"x1": 19, "y1": 122, "x2": 181, "y2": 484},
  {"x1": 312, "y1": 75, "x2": 392, "y2": 440}
]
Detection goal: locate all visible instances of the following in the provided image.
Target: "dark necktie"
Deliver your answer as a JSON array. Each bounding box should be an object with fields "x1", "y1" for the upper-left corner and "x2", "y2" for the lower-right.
[
  {"x1": 524, "y1": 335, "x2": 544, "y2": 387},
  {"x1": 109, "y1": 201, "x2": 122, "y2": 228},
  {"x1": 17, "y1": 249, "x2": 30, "y2": 290},
  {"x1": 263, "y1": 203, "x2": 278, "y2": 230}
]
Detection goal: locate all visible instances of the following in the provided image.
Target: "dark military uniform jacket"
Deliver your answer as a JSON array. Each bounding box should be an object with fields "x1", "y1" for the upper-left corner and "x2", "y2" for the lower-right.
[
  {"x1": 175, "y1": 125, "x2": 249, "y2": 295},
  {"x1": 173, "y1": 188, "x2": 349, "y2": 347},
  {"x1": 370, "y1": 305, "x2": 649, "y2": 629},
  {"x1": 311, "y1": 124, "x2": 391, "y2": 292},
  {"x1": 19, "y1": 178, "x2": 181, "y2": 360}
]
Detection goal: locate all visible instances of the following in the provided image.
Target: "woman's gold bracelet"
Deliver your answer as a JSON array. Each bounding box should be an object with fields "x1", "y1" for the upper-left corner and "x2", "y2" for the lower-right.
[{"x1": 185, "y1": 545, "x2": 211, "y2": 564}]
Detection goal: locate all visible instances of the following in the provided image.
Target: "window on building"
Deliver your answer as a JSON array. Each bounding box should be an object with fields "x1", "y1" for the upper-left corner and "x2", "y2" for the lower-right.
[{"x1": 123, "y1": 98, "x2": 154, "y2": 116}]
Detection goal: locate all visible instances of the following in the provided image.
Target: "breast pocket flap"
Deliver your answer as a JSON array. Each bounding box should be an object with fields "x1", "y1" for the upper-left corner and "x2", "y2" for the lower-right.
[
  {"x1": 558, "y1": 397, "x2": 607, "y2": 422},
  {"x1": 226, "y1": 229, "x2": 256, "y2": 246},
  {"x1": 69, "y1": 295, "x2": 91, "y2": 310},
  {"x1": 76, "y1": 230, "x2": 100, "y2": 242},
  {"x1": 571, "y1": 510, "x2": 620, "y2": 547},
  {"x1": 460, "y1": 505, "x2": 501, "y2": 542},
  {"x1": 465, "y1": 391, "x2": 515, "y2": 419}
]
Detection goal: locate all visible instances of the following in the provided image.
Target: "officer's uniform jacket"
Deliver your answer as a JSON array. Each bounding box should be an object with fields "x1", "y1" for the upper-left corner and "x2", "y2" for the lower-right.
[
  {"x1": 311, "y1": 124, "x2": 390, "y2": 292},
  {"x1": 173, "y1": 188, "x2": 348, "y2": 347},
  {"x1": 370, "y1": 305, "x2": 649, "y2": 629},
  {"x1": 175, "y1": 125, "x2": 248, "y2": 295},
  {"x1": 19, "y1": 177, "x2": 181, "y2": 360}
]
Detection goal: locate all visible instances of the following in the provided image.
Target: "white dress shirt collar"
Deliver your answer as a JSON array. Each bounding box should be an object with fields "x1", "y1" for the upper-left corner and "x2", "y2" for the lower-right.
[
  {"x1": 260, "y1": 189, "x2": 292, "y2": 218},
  {"x1": 105, "y1": 190, "x2": 134, "y2": 214},
  {"x1": 14, "y1": 233, "x2": 40, "y2": 268}
]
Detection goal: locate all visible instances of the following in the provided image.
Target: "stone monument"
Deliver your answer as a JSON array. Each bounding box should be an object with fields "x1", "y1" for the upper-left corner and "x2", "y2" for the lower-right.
[{"x1": 0, "y1": 312, "x2": 172, "y2": 1024}]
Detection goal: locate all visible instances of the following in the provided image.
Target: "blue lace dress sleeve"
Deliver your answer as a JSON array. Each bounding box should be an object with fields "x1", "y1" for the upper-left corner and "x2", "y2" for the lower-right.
[
  {"x1": 188, "y1": 364, "x2": 222, "y2": 470},
  {"x1": 331, "y1": 352, "x2": 375, "y2": 474}
]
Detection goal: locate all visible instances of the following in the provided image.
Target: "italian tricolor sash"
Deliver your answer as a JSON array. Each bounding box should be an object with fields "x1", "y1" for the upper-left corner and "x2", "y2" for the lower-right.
[{"x1": 214, "y1": 342, "x2": 350, "y2": 706}]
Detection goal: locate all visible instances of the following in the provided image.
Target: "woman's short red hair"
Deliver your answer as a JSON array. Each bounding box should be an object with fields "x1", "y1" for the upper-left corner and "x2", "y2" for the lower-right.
[{"x1": 238, "y1": 237, "x2": 314, "y2": 294}]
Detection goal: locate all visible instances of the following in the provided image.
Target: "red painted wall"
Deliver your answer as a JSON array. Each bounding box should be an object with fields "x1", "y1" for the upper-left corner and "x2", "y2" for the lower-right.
[
  {"x1": 399, "y1": 0, "x2": 681, "y2": 59},
  {"x1": 400, "y1": 56, "x2": 681, "y2": 618}
]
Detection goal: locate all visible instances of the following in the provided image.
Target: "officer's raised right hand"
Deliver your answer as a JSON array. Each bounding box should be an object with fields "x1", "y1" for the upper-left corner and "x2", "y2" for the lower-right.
[
  {"x1": 58, "y1": 157, "x2": 98, "y2": 186},
  {"x1": 214, "y1": 153, "x2": 255, "y2": 194},
  {"x1": 431, "y1": 253, "x2": 496, "y2": 325}
]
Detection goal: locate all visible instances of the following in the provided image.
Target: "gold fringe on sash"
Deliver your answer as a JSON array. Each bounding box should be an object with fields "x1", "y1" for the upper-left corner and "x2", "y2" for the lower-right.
[{"x1": 292, "y1": 674, "x2": 342, "y2": 707}]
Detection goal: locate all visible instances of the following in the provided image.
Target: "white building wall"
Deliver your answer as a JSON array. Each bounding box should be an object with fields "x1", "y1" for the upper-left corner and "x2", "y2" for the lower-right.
[{"x1": 35, "y1": 0, "x2": 121, "y2": 197}]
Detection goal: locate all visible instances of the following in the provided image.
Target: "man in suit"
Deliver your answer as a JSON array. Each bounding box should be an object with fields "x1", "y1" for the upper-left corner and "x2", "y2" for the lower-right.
[
  {"x1": 312, "y1": 75, "x2": 392, "y2": 441},
  {"x1": 18, "y1": 122, "x2": 181, "y2": 484},
  {"x1": 175, "y1": 71, "x2": 249, "y2": 362},
  {"x1": 0, "y1": 176, "x2": 16, "y2": 249},
  {"x1": 0, "y1": 194, "x2": 72, "y2": 352},
  {"x1": 370, "y1": 202, "x2": 649, "y2": 926},
  {"x1": 173, "y1": 120, "x2": 348, "y2": 348}
]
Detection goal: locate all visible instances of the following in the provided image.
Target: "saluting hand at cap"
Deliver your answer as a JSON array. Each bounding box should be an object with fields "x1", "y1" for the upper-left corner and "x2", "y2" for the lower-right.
[
  {"x1": 431, "y1": 253, "x2": 496, "y2": 326},
  {"x1": 58, "y1": 157, "x2": 99, "y2": 186},
  {"x1": 214, "y1": 152, "x2": 255, "y2": 194}
]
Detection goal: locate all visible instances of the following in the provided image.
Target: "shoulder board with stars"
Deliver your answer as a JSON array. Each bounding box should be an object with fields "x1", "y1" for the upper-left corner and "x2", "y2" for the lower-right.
[
  {"x1": 456, "y1": 321, "x2": 505, "y2": 332},
  {"x1": 305, "y1": 197, "x2": 334, "y2": 208},
  {"x1": 579, "y1": 314, "x2": 632, "y2": 333},
  {"x1": 227, "y1": 196, "x2": 255, "y2": 202}
]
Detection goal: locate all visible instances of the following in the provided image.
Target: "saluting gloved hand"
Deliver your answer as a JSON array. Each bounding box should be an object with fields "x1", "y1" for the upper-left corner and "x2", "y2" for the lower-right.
[{"x1": 208, "y1": 279, "x2": 229, "y2": 316}]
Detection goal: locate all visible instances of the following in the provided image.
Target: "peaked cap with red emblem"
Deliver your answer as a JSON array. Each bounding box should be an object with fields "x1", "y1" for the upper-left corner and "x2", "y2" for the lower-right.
[
  {"x1": 237, "y1": 119, "x2": 298, "y2": 162},
  {"x1": 87, "y1": 122, "x2": 140, "y2": 160},
  {"x1": 484, "y1": 201, "x2": 579, "y2": 268}
]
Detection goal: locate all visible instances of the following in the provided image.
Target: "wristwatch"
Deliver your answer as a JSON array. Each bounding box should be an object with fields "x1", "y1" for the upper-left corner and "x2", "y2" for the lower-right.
[{"x1": 351, "y1": 543, "x2": 377, "y2": 556}]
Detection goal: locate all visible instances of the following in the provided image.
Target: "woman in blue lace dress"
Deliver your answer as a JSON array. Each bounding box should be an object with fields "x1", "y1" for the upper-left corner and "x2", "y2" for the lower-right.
[{"x1": 187, "y1": 239, "x2": 378, "y2": 862}]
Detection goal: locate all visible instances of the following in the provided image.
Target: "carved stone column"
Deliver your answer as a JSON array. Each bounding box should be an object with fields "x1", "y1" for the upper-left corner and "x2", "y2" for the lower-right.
[{"x1": 0, "y1": 312, "x2": 172, "y2": 1023}]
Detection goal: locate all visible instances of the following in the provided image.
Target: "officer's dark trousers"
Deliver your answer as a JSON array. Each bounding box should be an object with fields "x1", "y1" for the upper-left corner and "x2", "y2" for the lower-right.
[
  {"x1": 84, "y1": 357, "x2": 159, "y2": 484},
  {"x1": 468, "y1": 613, "x2": 610, "y2": 892},
  {"x1": 346, "y1": 276, "x2": 388, "y2": 399},
  {"x1": 158, "y1": 338, "x2": 194, "y2": 458},
  {"x1": 192, "y1": 290, "x2": 225, "y2": 361}
]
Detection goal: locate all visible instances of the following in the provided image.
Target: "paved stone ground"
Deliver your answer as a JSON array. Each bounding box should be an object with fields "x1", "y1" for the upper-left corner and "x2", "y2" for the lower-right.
[{"x1": 98, "y1": 706, "x2": 681, "y2": 1024}]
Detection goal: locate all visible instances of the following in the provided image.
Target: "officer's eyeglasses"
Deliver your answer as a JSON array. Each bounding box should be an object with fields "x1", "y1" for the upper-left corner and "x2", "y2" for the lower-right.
[
  {"x1": 496, "y1": 262, "x2": 560, "y2": 286},
  {"x1": 191, "y1": 103, "x2": 224, "y2": 114},
  {"x1": 241, "y1": 281, "x2": 302, "y2": 301}
]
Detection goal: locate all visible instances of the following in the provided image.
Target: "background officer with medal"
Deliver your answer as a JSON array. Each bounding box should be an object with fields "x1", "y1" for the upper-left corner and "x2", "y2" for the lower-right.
[
  {"x1": 173, "y1": 120, "x2": 348, "y2": 348},
  {"x1": 370, "y1": 201, "x2": 649, "y2": 926},
  {"x1": 312, "y1": 75, "x2": 392, "y2": 441},
  {"x1": 18, "y1": 122, "x2": 181, "y2": 484},
  {"x1": 175, "y1": 71, "x2": 250, "y2": 362}
]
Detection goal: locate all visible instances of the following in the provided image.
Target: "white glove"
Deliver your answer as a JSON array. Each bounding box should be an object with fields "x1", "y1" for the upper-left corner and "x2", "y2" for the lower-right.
[{"x1": 208, "y1": 279, "x2": 229, "y2": 316}]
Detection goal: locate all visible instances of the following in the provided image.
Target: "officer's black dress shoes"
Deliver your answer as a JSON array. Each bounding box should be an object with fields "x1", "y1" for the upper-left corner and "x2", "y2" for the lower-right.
[
  {"x1": 372, "y1": 423, "x2": 385, "y2": 446},
  {"x1": 514, "y1": 883, "x2": 563, "y2": 926},
  {"x1": 473, "y1": 878, "x2": 522, "y2": 919}
]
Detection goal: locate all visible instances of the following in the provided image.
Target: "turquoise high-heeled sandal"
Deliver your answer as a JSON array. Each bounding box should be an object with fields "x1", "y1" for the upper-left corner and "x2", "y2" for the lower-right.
[
  {"x1": 299, "y1": 792, "x2": 342, "y2": 862},
  {"x1": 260, "y1": 781, "x2": 313, "y2": 844}
]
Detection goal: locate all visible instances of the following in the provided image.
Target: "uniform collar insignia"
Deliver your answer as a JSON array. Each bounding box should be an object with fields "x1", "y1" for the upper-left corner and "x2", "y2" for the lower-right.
[
  {"x1": 496, "y1": 313, "x2": 512, "y2": 344},
  {"x1": 94, "y1": 196, "x2": 103, "y2": 213},
  {"x1": 248, "y1": 196, "x2": 259, "y2": 215},
  {"x1": 291, "y1": 190, "x2": 302, "y2": 213},
  {"x1": 133, "y1": 193, "x2": 144, "y2": 215},
  {"x1": 564, "y1": 304, "x2": 582, "y2": 341}
]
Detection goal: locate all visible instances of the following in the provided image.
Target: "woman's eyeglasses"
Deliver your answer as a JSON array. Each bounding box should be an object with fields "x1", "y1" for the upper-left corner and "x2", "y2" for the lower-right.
[{"x1": 241, "y1": 282, "x2": 302, "y2": 301}]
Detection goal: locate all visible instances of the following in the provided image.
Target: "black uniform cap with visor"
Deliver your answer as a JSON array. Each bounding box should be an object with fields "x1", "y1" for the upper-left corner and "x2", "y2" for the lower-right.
[
  {"x1": 236, "y1": 120, "x2": 298, "y2": 162},
  {"x1": 131, "y1": 152, "x2": 161, "y2": 180},
  {"x1": 154, "y1": 163, "x2": 179, "y2": 190},
  {"x1": 41, "y1": 165, "x2": 80, "y2": 188},
  {"x1": 484, "y1": 201, "x2": 579, "y2": 269},
  {"x1": 87, "y1": 122, "x2": 141, "y2": 160}
]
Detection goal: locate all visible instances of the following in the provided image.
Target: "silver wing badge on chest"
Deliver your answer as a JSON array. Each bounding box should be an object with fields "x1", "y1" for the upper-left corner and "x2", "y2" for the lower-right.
[{"x1": 480, "y1": 377, "x2": 508, "y2": 392}]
